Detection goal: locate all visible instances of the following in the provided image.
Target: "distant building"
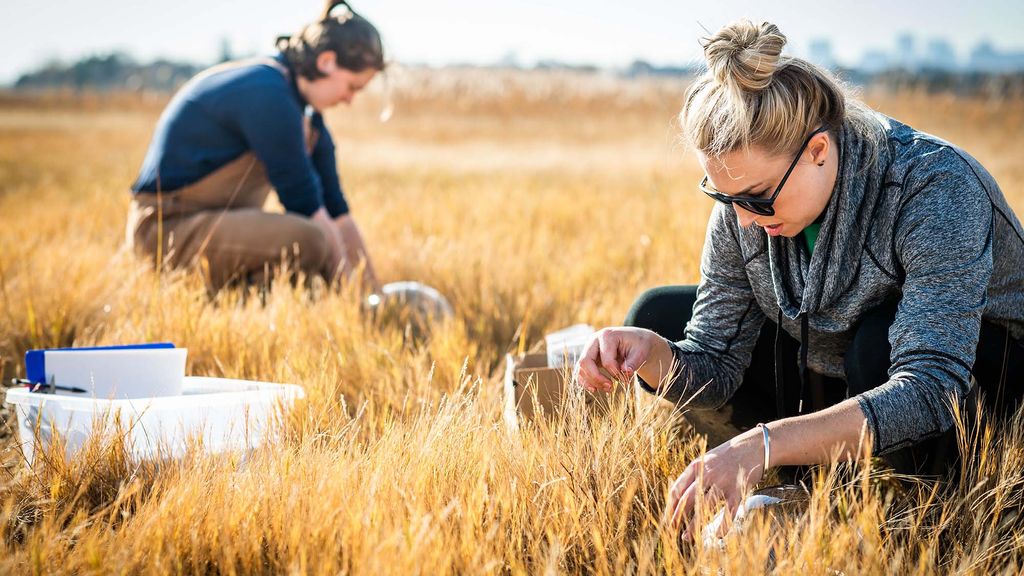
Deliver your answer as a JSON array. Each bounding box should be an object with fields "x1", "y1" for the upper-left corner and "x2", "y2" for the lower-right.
[
  {"x1": 894, "y1": 33, "x2": 917, "y2": 71},
  {"x1": 534, "y1": 59, "x2": 599, "y2": 73},
  {"x1": 859, "y1": 50, "x2": 891, "y2": 74},
  {"x1": 218, "y1": 37, "x2": 234, "y2": 64},
  {"x1": 496, "y1": 50, "x2": 521, "y2": 69},
  {"x1": 622, "y1": 59, "x2": 693, "y2": 78},
  {"x1": 808, "y1": 39, "x2": 837, "y2": 69},
  {"x1": 969, "y1": 40, "x2": 1024, "y2": 73},
  {"x1": 922, "y1": 39, "x2": 958, "y2": 71}
]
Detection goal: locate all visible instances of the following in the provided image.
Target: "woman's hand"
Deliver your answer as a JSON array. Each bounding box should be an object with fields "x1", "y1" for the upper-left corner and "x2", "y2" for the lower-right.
[
  {"x1": 311, "y1": 209, "x2": 381, "y2": 294},
  {"x1": 663, "y1": 428, "x2": 766, "y2": 542},
  {"x1": 311, "y1": 207, "x2": 345, "y2": 273},
  {"x1": 335, "y1": 213, "x2": 381, "y2": 294},
  {"x1": 575, "y1": 327, "x2": 673, "y2": 393}
]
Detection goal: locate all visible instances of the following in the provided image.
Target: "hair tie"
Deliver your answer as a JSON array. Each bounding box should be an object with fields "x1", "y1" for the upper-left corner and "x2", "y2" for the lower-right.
[{"x1": 321, "y1": 0, "x2": 355, "y2": 21}]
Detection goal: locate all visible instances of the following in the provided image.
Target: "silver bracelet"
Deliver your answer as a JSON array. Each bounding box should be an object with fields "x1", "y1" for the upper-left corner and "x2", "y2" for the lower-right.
[{"x1": 756, "y1": 423, "x2": 771, "y2": 482}]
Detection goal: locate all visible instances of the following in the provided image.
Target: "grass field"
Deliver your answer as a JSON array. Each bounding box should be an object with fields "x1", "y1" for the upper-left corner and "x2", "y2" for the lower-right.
[{"x1": 1, "y1": 69, "x2": 1023, "y2": 574}]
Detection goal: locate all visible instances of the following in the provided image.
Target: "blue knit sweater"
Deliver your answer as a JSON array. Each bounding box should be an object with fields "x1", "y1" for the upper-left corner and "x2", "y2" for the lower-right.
[{"x1": 131, "y1": 53, "x2": 349, "y2": 218}]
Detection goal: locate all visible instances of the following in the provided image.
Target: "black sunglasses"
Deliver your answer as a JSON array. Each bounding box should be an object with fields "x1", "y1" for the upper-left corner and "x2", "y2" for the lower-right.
[{"x1": 700, "y1": 126, "x2": 829, "y2": 217}]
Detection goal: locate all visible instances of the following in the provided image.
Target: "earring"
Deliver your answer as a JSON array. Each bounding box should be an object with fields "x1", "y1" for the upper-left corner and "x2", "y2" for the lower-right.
[{"x1": 817, "y1": 161, "x2": 825, "y2": 166}]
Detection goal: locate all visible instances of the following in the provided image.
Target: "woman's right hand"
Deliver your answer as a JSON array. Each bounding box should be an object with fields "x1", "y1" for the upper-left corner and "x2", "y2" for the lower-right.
[{"x1": 575, "y1": 327, "x2": 674, "y2": 393}]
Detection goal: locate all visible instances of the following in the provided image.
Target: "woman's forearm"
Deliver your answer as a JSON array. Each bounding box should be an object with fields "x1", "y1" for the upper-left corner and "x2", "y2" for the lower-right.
[
  {"x1": 335, "y1": 213, "x2": 380, "y2": 292},
  {"x1": 311, "y1": 207, "x2": 344, "y2": 273},
  {"x1": 767, "y1": 398, "x2": 873, "y2": 467},
  {"x1": 635, "y1": 334, "x2": 676, "y2": 390}
]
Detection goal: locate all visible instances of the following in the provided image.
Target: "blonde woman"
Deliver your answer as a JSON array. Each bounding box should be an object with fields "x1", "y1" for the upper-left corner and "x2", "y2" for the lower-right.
[
  {"x1": 576, "y1": 21, "x2": 1024, "y2": 539},
  {"x1": 127, "y1": 0, "x2": 382, "y2": 292}
]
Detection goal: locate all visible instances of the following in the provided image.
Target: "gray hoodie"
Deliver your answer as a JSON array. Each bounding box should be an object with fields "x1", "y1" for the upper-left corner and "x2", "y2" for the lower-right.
[{"x1": 663, "y1": 115, "x2": 1024, "y2": 455}]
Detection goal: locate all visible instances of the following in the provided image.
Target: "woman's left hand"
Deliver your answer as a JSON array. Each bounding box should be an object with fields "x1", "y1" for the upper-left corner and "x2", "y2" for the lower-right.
[{"x1": 663, "y1": 427, "x2": 767, "y2": 542}]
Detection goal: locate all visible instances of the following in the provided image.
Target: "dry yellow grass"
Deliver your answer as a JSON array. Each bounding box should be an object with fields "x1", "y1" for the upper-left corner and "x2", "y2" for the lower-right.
[{"x1": 1, "y1": 69, "x2": 1023, "y2": 574}]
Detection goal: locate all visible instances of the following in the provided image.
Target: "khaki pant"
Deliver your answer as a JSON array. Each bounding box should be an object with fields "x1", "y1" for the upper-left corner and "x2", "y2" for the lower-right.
[{"x1": 125, "y1": 152, "x2": 330, "y2": 291}]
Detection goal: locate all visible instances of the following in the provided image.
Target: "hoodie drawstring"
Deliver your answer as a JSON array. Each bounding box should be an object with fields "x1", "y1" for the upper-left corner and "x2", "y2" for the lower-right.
[
  {"x1": 774, "y1": 310, "x2": 810, "y2": 419},
  {"x1": 774, "y1": 310, "x2": 785, "y2": 419},
  {"x1": 798, "y1": 313, "x2": 809, "y2": 414}
]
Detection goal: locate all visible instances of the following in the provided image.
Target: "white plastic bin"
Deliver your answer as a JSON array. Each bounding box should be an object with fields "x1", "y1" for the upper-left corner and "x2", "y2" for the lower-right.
[
  {"x1": 545, "y1": 324, "x2": 595, "y2": 368},
  {"x1": 4, "y1": 377, "x2": 305, "y2": 465}
]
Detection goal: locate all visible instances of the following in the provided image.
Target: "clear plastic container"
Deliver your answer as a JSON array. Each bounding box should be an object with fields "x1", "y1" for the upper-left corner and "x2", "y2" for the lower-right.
[
  {"x1": 545, "y1": 324, "x2": 595, "y2": 368},
  {"x1": 4, "y1": 377, "x2": 305, "y2": 465}
]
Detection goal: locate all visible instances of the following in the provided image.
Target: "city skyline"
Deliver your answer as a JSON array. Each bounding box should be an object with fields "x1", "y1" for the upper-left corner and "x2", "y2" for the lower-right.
[
  {"x1": 4, "y1": 0, "x2": 1024, "y2": 85},
  {"x1": 805, "y1": 35, "x2": 1024, "y2": 73}
]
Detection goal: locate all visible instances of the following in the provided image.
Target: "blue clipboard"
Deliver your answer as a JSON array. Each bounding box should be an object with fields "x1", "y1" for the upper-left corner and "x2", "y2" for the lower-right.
[{"x1": 25, "y1": 343, "x2": 175, "y2": 385}]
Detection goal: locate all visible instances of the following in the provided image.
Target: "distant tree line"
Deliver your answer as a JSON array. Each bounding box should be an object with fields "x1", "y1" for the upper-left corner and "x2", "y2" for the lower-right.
[
  {"x1": 14, "y1": 53, "x2": 200, "y2": 92},
  {"x1": 12, "y1": 52, "x2": 1024, "y2": 99}
]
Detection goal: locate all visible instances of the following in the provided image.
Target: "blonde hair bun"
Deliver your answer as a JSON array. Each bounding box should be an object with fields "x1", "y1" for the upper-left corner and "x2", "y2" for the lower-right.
[
  {"x1": 703, "y1": 20, "x2": 787, "y2": 92},
  {"x1": 680, "y1": 19, "x2": 882, "y2": 159}
]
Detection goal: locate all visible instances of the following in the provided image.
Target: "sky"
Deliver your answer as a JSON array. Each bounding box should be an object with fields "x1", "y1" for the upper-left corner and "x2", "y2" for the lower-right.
[{"x1": 3, "y1": 0, "x2": 1024, "y2": 85}]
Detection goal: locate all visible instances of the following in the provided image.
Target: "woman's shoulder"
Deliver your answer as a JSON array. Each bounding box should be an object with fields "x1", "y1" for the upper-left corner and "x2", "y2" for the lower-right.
[
  {"x1": 882, "y1": 117, "x2": 986, "y2": 180},
  {"x1": 880, "y1": 119, "x2": 1000, "y2": 254},
  {"x1": 178, "y1": 57, "x2": 294, "y2": 106},
  {"x1": 878, "y1": 116, "x2": 999, "y2": 203}
]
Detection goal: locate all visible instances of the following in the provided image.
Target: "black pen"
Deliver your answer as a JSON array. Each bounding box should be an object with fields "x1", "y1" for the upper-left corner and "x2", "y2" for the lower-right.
[{"x1": 9, "y1": 378, "x2": 89, "y2": 394}]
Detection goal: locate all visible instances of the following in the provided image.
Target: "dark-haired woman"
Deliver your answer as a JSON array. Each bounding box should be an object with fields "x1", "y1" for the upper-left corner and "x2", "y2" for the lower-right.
[
  {"x1": 127, "y1": 1, "x2": 383, "y2": 291},
  {"x1": 575, "y1": 20, "x2": 1024, "y2": 540}
]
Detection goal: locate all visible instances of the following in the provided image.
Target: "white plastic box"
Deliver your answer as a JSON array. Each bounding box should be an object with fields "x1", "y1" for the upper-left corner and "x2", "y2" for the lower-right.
[
  {"x1": 544, "y1": 324, "x2": 595, "y2": 369},
  {"x1": 4, "y1": 377, "x2": 305, "y2": 465}
]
